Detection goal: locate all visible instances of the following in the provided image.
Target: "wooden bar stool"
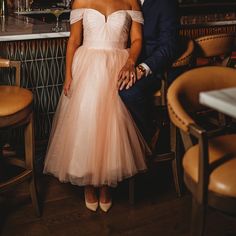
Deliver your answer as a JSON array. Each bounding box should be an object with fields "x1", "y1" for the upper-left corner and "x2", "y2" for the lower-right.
[
  {"x1": 128, "y1": 38, "x2": 195, "y2": 204},
  {"x1": 0, "y1": 58, "x2": 40, "y2": 216},
  {"x1": 153, "y1": 38, "x2": 195, "y2": 194}
]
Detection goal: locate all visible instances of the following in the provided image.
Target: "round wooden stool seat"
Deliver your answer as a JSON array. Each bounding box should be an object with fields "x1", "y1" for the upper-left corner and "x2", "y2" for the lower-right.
[
  {"x1": 0, "y1": 86, "x2": 33, "y2": 116},
  {"x1": 0, "y1": 86, "x2": 33, "y2": 128}
]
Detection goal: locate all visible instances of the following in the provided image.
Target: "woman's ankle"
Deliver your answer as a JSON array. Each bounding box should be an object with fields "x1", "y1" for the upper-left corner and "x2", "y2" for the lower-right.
[
  {"x1": 84, "y1": 186, "x2": 97, "y2": 203},
  {"x1": 99, "y1": 186, "x2": 111, "y2": 203}
]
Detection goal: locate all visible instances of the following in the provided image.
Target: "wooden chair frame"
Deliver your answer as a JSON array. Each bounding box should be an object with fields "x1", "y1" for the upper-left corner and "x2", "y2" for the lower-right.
[
  {"x1": 167, "y1": 66, "x2": 236, "y2": 236},
  {"x1": 0, "y1": 59, "x2": 40, "y2": 216},
  {"x1": 0, "y1": 59, "x2": 21, "y2": 86},
  {"x1": 180, "y1": 122, "x2": 236, "y2": 236}
]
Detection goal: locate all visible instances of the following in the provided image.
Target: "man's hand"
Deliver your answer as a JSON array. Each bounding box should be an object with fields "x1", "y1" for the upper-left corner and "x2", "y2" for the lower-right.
[{"x1": 136, "y1": 66, "x2": 145, "y2": 80}]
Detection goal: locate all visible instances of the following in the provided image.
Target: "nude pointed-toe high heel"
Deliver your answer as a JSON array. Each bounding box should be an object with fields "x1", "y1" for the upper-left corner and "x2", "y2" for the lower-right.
[
  {"x1": 99, "y1": 200, "x2": 112, "y2": 212},
  {"x1": 84, "y1": 187, "x2": 98, "y2": 212},
  {"x1": 99, "y1": 186, "x2": 112, "y2": 212},
  {"x1": 85, "y1": 200, "x2": 98, "y2": 212}
]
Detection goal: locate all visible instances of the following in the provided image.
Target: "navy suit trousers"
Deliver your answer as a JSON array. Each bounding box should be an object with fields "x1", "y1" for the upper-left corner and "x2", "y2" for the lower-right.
[{"x1": 119, "y1": 75, "x2": 161, "y2": 142}]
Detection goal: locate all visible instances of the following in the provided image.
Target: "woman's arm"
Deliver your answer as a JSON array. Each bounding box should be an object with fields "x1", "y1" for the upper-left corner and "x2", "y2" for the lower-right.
[
  {"x1": 64, "y1": 0, "x2": 84, "y2": 96},
  {"x1": 118, "y1": 0, "x2": 143, "y2": 90}
]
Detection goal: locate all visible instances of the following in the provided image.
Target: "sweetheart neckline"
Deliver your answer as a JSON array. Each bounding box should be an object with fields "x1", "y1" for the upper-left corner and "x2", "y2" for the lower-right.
[
  {"x1": 72, "y1": 8, "x2": 140, "y2": 22},
  {"x1": 85, "y1": 8, "x2": 131, "y2": 23}
]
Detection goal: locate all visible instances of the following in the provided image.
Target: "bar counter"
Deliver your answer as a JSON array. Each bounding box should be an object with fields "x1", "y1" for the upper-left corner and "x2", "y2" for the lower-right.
[{"x1": 0, "y1": 15, "x2": 70, "y2": 41}]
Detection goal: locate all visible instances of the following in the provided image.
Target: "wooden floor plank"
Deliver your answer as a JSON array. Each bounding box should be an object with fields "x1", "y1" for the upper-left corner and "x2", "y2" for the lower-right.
[{"x1": 1, "y1": 169, "x2": 236, "y2": 236}]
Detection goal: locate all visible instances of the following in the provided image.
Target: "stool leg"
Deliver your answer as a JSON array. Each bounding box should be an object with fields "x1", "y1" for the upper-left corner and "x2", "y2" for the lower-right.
[
  {"x1": 161, "y1": 77, "x2": 168, "y2": 106},
  {"x1": 29, "y1": 175, "x2": 41, "y2": 217},
  {"x1": 0, "y1": 133, "x2": 3, "y2": 158},
  {"x1": 170, "y1": 122, "x2": 182, "y2": 197},
  {"x1": 191, "y1": 197, "x2": 206, "y2": 236},
  {"x1": 25, "y1": 113, "x2": 41, "y2": 216},
  {"x1": 129, "y1": 177, "x2": 135, "y2": 205}
]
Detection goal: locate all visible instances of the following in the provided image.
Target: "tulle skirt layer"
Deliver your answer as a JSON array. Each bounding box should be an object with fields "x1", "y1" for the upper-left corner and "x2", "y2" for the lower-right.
[{"x1": 43, "y1": 46, "x2": 150, "y2": 187}]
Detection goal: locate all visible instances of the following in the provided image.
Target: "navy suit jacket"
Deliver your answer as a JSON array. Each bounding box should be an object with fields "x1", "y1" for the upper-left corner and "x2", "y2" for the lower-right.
[{"x1": 140, "y1": 0, "x2": 179, "y2": 75}]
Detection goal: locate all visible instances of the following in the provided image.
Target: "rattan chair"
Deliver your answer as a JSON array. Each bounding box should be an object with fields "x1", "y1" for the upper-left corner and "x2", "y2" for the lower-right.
[{"x1": 167, "y1": 66, "x2": 236, "y2": 236}]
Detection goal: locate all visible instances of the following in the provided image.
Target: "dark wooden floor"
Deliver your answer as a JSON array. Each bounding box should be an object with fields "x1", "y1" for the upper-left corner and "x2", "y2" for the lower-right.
[{"x1": 1, "y1": 163, "x2": 236, "y2": 236}]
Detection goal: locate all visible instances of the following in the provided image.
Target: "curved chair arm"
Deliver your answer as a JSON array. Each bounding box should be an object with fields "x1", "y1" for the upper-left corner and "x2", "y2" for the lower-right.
[
  {"x1": 167, "y1": 101, "x2": 195, "y2": 133},
  {"x1": 167, "y1": 66, "x2": 236, "y2": 133},
  {"x1": 172, "y1": 39, "x2": 195, "y2": 68}
]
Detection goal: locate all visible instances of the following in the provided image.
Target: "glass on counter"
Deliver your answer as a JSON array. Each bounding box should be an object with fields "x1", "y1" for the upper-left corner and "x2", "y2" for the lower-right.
[
  {"x1": 50, "y1": 8, "x2": 64, "y2": 32},
  {"x1": 15, "y1": 0, "x2": 33, "y2": 12}
]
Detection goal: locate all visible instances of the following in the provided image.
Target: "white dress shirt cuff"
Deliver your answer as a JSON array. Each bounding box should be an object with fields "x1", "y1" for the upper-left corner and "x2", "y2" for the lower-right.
[{"x1": 139, "y1": 63, "x2": 152, "y2": 77}]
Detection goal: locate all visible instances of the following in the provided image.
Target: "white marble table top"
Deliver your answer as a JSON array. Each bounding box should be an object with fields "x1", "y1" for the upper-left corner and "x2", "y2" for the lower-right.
[
  {"x1": 0, "y1": 15, "x2": 70, "y2": 41},
  {"x1": 199, "y1": 87, "x2": 236, "y2": 119}
]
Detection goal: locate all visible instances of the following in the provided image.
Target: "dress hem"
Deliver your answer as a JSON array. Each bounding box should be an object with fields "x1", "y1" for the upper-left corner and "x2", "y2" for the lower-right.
[{"x1": 43, "y1": 168, "x2": 147, "y2": 188}]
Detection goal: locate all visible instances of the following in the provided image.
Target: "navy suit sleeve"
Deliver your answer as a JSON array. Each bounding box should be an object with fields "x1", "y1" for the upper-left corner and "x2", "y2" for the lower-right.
[{"x1": 143, "y1": 0, "x2": 179, "y2": 75}]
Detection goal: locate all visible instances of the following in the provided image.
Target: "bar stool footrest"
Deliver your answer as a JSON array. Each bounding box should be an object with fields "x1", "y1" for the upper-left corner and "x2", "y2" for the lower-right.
[{"x1": 0, "y1": 170, "x2": 32, "y2": 192}]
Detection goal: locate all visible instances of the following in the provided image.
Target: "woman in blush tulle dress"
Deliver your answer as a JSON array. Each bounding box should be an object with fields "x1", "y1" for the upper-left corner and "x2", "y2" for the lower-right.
[{"x1": 43, "y1": 0, "x2": 150, "y2": 212}]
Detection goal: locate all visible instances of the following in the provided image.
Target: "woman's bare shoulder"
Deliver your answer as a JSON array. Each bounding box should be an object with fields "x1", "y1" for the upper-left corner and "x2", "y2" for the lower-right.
[
  {"x1": 71, "y1": 0, "x2": 91, "y2": 10},
  {"x1": 127, "y1": 0, "x2": 141, "y2": 10}
]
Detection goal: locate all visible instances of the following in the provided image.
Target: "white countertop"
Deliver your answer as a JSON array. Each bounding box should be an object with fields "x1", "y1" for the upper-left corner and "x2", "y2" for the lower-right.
[
  {"x1": 199, "y1": 87, "x2": 236, "y2": 119},
  {"x1": 0, "y1": 15, "x2": 70, "y2": 41}
]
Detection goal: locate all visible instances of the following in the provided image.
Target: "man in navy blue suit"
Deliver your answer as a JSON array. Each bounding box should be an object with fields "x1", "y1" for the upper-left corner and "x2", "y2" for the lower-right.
[{"x1": 119, "y1": 0, "x2": 179, "y2": 144}]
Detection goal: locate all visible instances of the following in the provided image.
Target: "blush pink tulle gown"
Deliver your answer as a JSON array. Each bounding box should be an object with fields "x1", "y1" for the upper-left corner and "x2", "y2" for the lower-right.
[{"x1": 43, "y1": 8, "x2": 150, "y2": 187}]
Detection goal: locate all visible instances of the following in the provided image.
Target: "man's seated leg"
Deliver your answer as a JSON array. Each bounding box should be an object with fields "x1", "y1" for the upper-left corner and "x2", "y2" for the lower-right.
[{"x1": 119, "y1": 75, "x2": 161, "y2": 143}]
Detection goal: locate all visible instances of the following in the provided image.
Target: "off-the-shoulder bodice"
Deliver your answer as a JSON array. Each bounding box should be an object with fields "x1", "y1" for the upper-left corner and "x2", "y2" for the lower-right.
[{"x1": 70, "y1": 8, "x2": 144, "y2": 49}]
